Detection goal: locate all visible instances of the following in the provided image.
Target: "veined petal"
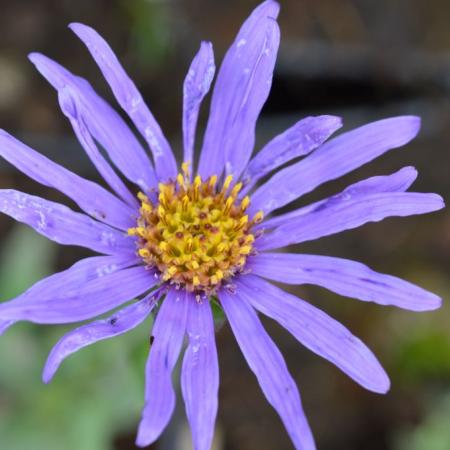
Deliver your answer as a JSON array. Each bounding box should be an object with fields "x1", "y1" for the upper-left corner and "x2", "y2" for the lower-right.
[
  {"x1": 28, "y1": 52, "x2": 156, "y2": 195},
  {"x1": 248, "y1": 253, "x2": 441, "y2": 311},
  {"x1": 57, "y1": 85, "x2": 138, "y2": 206},
  {"x1": 0, "y1": 254, "x2": 136, "y2": 331},
  {"x1": 257, "y1": 192, "x2": 444, "y2": 250},
  {"x1": 69, "y1": 23, "x2": 177, "y2": 181},
  {"x1": 242, "y1": 115, "x2": 342, "y2": 193},
  {"x1": 0, "y1": 266, "x2": 155, "y2": 324},
  {"x1": 0, "y1": 190, "x2": 133, "y2": 254},
  {"x1": 250, "y1": 116, "x2": 421, "y2": 215},
  {"x1": 0, "y1": 130, "x2": 135, "y2": 230},
  {"x1": 43, "y1": 295, "x2": 156, "y2": 383},
  {"x1": 181, "y1": 296, "x2": 219, "y2": 450},
  {"x1": 136, "y1": 289, "x2": 188, "y2": 447},
  {"x1": 237, "y1": 275, "x2": 390, "y2": 394},
  {"x1": 220, "y1": 288, "x2": 315, "y2": 450},
  {"x1": 183, "y1": 42, "x2": 215, "y2": 174},
  {"x1": 6, "y1": 254, "x2": 138, "y2": 302},
  {"x1": 198, "y1": 0, "x2": 280, "y2": 180},
  {"x1": 259, "y1": 166, "x2": 419, "y2": 230}
]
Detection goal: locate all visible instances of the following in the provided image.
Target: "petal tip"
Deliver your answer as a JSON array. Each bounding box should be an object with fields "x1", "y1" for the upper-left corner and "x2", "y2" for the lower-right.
[
  {"x1": 135, "y1": 424, "x2": 157, "y2": 449},
  {"x1": 369, "y1": 369, "x2": 391, "y2": 394},
  {"x1": 41, "y1": 368, "x2": 54, "y2": 385}
]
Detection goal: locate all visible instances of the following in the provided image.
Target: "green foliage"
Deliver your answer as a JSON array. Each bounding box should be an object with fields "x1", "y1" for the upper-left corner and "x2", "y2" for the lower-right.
[
  {"x1": 0, "y1": 226, "x2": 152, "y2": 450},
  {"x1": 394, "y1": 394, "x2": 450, "y2": 450}
]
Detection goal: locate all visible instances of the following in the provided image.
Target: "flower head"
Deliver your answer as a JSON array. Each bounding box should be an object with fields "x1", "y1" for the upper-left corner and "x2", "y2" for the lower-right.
[{"x1": 0, "y1": 1, "x2": 444, "y2": 449}]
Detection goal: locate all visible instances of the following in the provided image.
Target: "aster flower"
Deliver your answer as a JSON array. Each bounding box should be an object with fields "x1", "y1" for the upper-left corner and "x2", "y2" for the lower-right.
[{"x1": 0, "y1": 1, "x2": 444, "y2": 449}]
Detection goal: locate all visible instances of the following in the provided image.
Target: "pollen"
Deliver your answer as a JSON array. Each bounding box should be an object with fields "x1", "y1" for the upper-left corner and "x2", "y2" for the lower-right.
[{"x1": 128, "y1": 166, "x2": 262, "y2": 294}]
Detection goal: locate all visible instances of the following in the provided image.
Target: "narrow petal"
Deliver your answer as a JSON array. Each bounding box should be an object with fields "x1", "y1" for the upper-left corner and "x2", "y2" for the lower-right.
[
  {"x1": 248, "y1": 253, "x2": 441, "y2": 311},
  {"x1": 0, "y1": 254, "x2": 137, "y2": 331},
  {"x1": 0, "y1": 320, "x2": 14, "y2": 336},
  {"x1": 250, "y1": 116, "x2": 421, "y2": 215},
  {"x1": 220, "y1": 288, "x2": 315, "y2": 450},
  {"x1": 136, "y1": 289, "x2": 188, "y2": 447},
  {"x1": 28, "y1": 52, "x2": 157, "y2": 195},
  {"x1": 260, "y1": 166, "x2": 419, "y2": 230},
  {"x1": 0, "y1": 266, "x2": 155, "y2": 324},
  {"x1": 57, "y1": 85, "x2": 138, "y2": 206},
  {"x1": 0, "y1": 190, "x2": 133, "y2": 254},
  {"x1": 181, "y1": 297, "x2": 219, "y2": 450},
  {"x1": 242, "y1": 115, "x2": 342, "y2": 193},
  {"x1": 257, "y1": 192, "x2": 444, "y2": 250},
  {"x1": 43, "y1": 295, "x2": 155, "y2": 383},
  {"x1": 183, "y1": 42, "x2": 215, "y2": 172},
  {"x1": 0, "y1": 130, "x2": 135, "y2": 230},
  {"x1": 237, "y1": 275, "x2": 390, "y2": 394},
  {"x1": 69, "y1": 23, "x2": 177, "y2": 181},
  {"x1": 7, "y1": 254, "x2": 137, "y2": 301},
  {"x1": 198, "y1": 1, "x2": 280, "y2": 180}
]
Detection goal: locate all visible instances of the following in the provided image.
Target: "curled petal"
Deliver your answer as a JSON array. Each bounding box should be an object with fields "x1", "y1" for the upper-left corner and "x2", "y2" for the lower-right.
[
  {"x1": 69, "y1": 23, "x2": 177, "y2": 181},
  {"x1": 43, "y1": 296, "x2": 155, "y2": 383},
  {"x1": 183, "y1": 42, "x2": 215, "y2": 173},
  {"x1": 29, "y1": 52, "x2": 156, "y2": 195}
]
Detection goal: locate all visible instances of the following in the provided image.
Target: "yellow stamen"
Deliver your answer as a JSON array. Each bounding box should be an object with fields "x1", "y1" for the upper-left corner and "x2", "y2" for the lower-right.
[
  {"x1": 129, "y1": 162, "x2": 263, "y2": 294},
  {"x1": 222, "y1": 175, "x2": 233, "y2": 192},
  {"x1": 182, "y1": 161, "x2": 190, "y2": 176}
]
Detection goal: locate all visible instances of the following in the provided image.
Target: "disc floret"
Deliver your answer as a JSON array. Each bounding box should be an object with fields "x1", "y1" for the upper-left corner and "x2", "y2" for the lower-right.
[{"x1": 128, "y1": 164, "x2": 263, "y2": 294}]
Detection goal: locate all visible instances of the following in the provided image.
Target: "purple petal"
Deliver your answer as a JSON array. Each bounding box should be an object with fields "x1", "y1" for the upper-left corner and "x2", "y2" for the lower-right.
[
  {"x1": 0, "y1": 130, "x2": 135, "y2": 230},
  {"x1": 250, "y1": 116, "x2": 422, "y2": 215},
  {"x1": 183, "y1": 42, "x2": 215, "y2": 173},
  {"x1": 260, "y1": 166, "x2": 419, "y2": 230},
  {"x1": 0, "y1": 190, "x2": 133, "y2": 254},
  {"x1": 0, "y1": 320, "x2": 15, "y2": 336},
  {"x1": 0, "y1": 254, "x2": 137, "y2": 331},
  {"x1": 197, "y1": 1, "x2": 280, "y2": 180},
  {"x1": 23, "y1": 254, "x2": 137, "y2": 300},
  {"x1": 43, "y1": 295, "x2": 155, "y2": 383},
  {"x1": 57, "y1": 86, "x2": 138, "y2": 206},
  {"x1": 242, "y1": 115, "x2": 342, "y2": 193},
  {"x1": 181, "y1": 296, "x2": 219, "y2": 450},
  {"x1": 69, "y1": 23, "x2": 177, "y2": 182},
  {"x1": 136, "y1": 289, "x2": 188, "y2": 447},
  {"x1": 219, "y1": 287, "x2": 315, "y2": 450},
  {"x1": 28, "y1": 52, "x2": 156, "y2": 196},
  {"x1": 248, "y1": 253, "x2": 441, "y2": 311},
  {"x1": 237, "y1": 275, "x2": 390, "y2": 394},
  {"x1": 0, "y1": 266, "x2": 155, "y2": 324},
  {"x1": 257, "y1": 192, "x2": 444, "y2": 250},
  {"x1": 1, "y1": 254, "x2": 136, "y2": 332}
]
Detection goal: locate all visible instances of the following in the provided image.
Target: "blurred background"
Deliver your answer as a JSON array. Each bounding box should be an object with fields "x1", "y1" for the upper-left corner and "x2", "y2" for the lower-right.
[{"x1": 0, "y1": 0, "x2": 449, "y2": 449}]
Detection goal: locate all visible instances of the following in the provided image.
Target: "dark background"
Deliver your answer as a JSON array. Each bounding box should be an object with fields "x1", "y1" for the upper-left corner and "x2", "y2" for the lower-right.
[{"x1": 0, "y1": 1, "x2": 449, "y2": 449}]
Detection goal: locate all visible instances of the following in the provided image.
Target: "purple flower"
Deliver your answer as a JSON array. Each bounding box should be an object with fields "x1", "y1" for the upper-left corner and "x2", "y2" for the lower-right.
[{"x1": 0, "y1": 1, "x2": 444, "y2": 449}]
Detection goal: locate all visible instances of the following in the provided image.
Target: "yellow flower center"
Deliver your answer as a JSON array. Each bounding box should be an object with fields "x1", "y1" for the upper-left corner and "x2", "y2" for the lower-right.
[{"x1": 128, "y1": 163, "x2": 263, "y2": 294}]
